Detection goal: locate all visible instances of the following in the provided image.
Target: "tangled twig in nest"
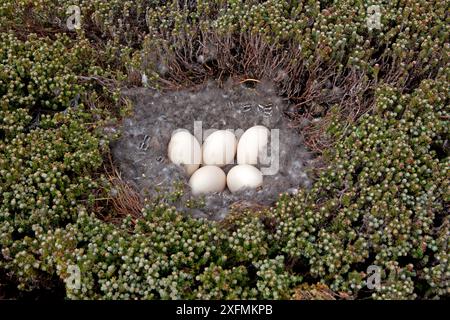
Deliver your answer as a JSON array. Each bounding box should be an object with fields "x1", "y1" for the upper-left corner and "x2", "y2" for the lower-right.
[{"x1": 95, "y1": 153, "x2": 144, "y2": 226}]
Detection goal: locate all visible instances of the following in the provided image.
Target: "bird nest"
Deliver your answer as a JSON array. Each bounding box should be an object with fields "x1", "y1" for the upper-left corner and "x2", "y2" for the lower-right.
[{"x1": 110, "y1": 80, "x2": 313, "y2": 220}]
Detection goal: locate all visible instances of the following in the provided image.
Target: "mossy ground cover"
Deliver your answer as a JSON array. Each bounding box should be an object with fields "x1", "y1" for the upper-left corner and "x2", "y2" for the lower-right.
[
  {"x1": 111, "y1": 82, "x2": 312, "y2": 221},
  {"x1": 0, "y1": 1, "x2": 448, "y2": 300}
]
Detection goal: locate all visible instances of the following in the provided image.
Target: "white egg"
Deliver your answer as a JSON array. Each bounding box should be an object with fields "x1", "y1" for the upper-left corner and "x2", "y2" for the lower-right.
[
  {"x1": 237, "y1": 125, "x2": 270, "y2": 165},
  {"x1": 168, "y1": 129, "x2": 202, "y2": 176},
  {"x1": 202, "y1": 130, "x2": 237, "y2": 167},
  {"x1": 227, "y1": 164, "x2": 263, "y2": 193},
  {"x1": 189, "y1": 166, "x2": 226, "y2": 195}
]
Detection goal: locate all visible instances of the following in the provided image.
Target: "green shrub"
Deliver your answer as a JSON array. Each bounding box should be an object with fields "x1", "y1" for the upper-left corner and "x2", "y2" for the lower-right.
[{"x1": 266, "y1": 76, "x2": 449, "y2": 299}]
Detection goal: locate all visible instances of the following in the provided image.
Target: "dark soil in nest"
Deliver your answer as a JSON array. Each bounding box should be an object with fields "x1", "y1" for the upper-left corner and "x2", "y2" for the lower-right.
[{"x1": 110, "y1": 80, "x2": 314, "y2": 220}]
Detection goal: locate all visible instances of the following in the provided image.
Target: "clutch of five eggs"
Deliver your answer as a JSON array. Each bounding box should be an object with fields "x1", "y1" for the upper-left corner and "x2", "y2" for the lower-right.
[{"x1": 168, "y1": 126, "x2": 270, "y2": 195}]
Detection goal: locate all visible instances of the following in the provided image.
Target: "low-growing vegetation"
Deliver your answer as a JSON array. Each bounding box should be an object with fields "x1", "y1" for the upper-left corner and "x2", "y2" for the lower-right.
[{"x1": 0, "y1": 0, "x2": 448, "y2": 300}]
